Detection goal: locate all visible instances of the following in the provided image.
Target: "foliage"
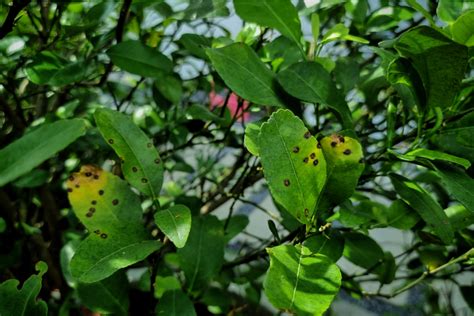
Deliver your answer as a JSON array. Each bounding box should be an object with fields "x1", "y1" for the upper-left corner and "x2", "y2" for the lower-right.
[{"x1": 0, "y1": 0, "x2": 473, "y2": 315}]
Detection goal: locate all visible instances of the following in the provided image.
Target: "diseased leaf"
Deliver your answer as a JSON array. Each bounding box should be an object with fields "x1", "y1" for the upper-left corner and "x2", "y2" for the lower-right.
[
  {"x1": 394, "y1": 26, "x2": 468, "y2": 110},
  {"x1": 0, "y1": 119, "x2": 87, "y2": 187},
  {"x1": 0, "y1": 261, "x2": 48, "y2": 316},
  {"x1": 233, "y1": 0, "x2": 302, "y2": 50},
  {"x1": 67, "y1": 166, "x2": 161, "y2": 283},
  {"x1": 206, "y1": 43, "x2": 286, "y2": 107},
  {"x1": 389, "y1": 173, "x2": 453, "y2": 243},
  {"x1": 77, "y1": 272, "x2": 129, "y2": 316},
  {"x1": 95, "y1": 108, "x2": 164, "y2": 199},
  {"x1": 264, "y1": 244, "x2": 341, "y2": 315},
  {"x1": 107, "y1": 40, "x2": 173, "y2": 77},
  {"x1": 155, "y1": 290, "x2": 196, "y2": 316},
  {"x1": 177, "y1": 215, "x2": 225, "y2": 292},
  {"x1": 154, "y1": 205, "x2": 192, "y2": 248},
  {"x1": 258, "y1": 109, "x2": 327, "y2": 224},
  {"x1": 276, "y1": 62, "x2": 353, "y2": 128}
]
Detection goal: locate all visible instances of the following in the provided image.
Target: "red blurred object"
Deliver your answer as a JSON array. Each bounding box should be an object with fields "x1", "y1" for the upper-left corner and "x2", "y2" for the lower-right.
[{"x1": 209, "y1": 90, "x2": 250, "y2": 122}]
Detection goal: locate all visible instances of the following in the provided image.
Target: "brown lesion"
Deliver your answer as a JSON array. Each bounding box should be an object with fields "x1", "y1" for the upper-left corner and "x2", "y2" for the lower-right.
[{"x1": 66, "y1": 165, "x2": 106, "y2": 201}]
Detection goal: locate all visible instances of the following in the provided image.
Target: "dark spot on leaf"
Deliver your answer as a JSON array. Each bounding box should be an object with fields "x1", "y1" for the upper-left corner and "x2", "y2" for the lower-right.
[
  {"x1": 338, "y1": 135, "x2": 345, "y2": 143},
  {"x1": 75, "y1": 184, "x2": 80, "y2": 188},
  {"x1": 343, "y1": 149, "x2": 352, "y2": 155},
  {"x1": 303, "y1": 157, "x2": 309, "y2": 163},
  {"x1": 100, "y1": 233, "x2": 108, "y2": 239},
  {"x1": 284, "y1": 179, "x2": 290, "y2": 186},
  {"x1": 93, "y1": 175, "x2": 99, "y2": 180},
  {"x1": 91, "y1": 200, "x2": 97, "y2": 205},
  {"x1": 310, "y1": 153, "x2": 316, "y2": 159},
  {"x1": 313, "y1": 159, "x2": 319, "y2": 166},
  {"x1": 85, "y1": 172, "x2": 92, "y2": 177},
  {"x1": 292, "y1": 146, "x2": 299, "y2": 153},
  {"x1": 120, "y1": 158, "x2": 125, "y2": 164},
  {"x1": 94, "y1": 230, "x2": 100, "y2": 234},
  {"x1": 304, "y1": 131, "x2": 311, "y2": 139},
  {"x1": 331, "y1": 141, "x2": 337, "y2": 147},
  {"x1": 98, "y1": 190, "x2": 104, "y2": 195},
  {"x1": 155, "y1": 158, "x2": 161, "y2": 164},
  {"x1": 89, "y1": 207, "x2": 96, "y2": 213},
  {"x1": 112, "y1": 199, "x2": 119, "y2": 205},
  {"x1": 147, "y1": 143, "x2": 153, "y2": 148},
  {"x1": 304, "y1": 208, "x2": 309, "y2": 217},
  {"x1": 86, "y1": 212, "x2": 93, "y2": 218},
  {"x1": 132, "y1": 167, "x2": 138, "y2": 172},
  {"x1": 68, "y1": 176, "x2": 74, "y2": 181},
  {"x1": 108, "y1": 139, "x2": 114, "y2": 144},
  {"x1": 141, "y1": 178, "x2": 148, "y2": 183},
  {"x1": 67, "y1": 188, "x2": 73, "y2": 193},
  {"x1": 317, "y1": 142, "x2": 321, "y2": 149}
]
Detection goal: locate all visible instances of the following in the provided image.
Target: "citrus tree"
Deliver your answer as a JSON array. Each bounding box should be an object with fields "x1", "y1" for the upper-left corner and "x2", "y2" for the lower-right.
[{"x1": 0, "y1": 0, "x2": 473, "y2": 315}]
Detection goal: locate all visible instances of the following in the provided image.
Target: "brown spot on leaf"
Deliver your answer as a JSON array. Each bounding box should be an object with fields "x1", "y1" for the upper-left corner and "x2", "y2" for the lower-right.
[
  {"x1": 338, "y1": 135, "x2": 345, "y2": 143},
  {"x1": 132, "y1": 167, "x2": 138, "y2": 172},
  {"x1": 284, "y1": 179, "x2": 290, "y2": 186},
  {"x1": 317, "y1": 142, "x2": 321, "y2": 149},
  {"x1": 75, "y1": 184, "x2": 80, "y2": 188},
  {"x1": 98, "y1": 190, "x2": 104, "y2": 195},
  {"x1": 68, "y1": 176, "x2": 75, "y2": 181},
  {"x1": 91, "y1": 200, "x2": 97, "y2": 205},
  {"x1": 310, "y1": 153, "x2": 316, "y2": 159},
  {"x1": 292, "y1": 146, "x2": 300, "y2": 153},
  {"x1": 112, "y1": 199, "x2": 119, "y2": 205},
  {"x1": 331, "y1": 141, "x2": 337, "y2": 147},
  {"x1": 85, "y1": 172, "x2": 92, "y2": 177},
  {"x1": 304, "y1": 208, "x2": 309, "y2": 217},
  {"x1": 313, "y1": 159, "x2": 319, "y2": 166},
  {"x1": 94, "y1": 229, "x2": 100, "y2": 234},
  {"x1": 343, "y1": 149, "x2": 352, "y2": 155},
  {"x1": 67, "y1": 188, "x2": 73, "y2": 193},
  {"x1": 89, "y1": 207, "x2": 96, "y2": 213},
  {"x1": 304, "y1": 131, "x2": 311, "y2": 139},
  {"x1": 141, "y1": 178, "x2": 148, "y2": 183},
  {"x1": 303, "y1": 157, "x2": 309, "y2": 163},
  {"x1": 93, "y1": 175, "x2": 99, "y2": 180},
  {"x1": 154, "y1": 158, "x2": 161, "y2": 164},
  {"x1": 100, "y1": 233, "x2": 108, "y2": 239},
  {"x1": 86, "y1": 212, "x2": 93, "y2": 218},
  {"x1": 108, "y1": 139, "x2": 114, "y2": 144}
]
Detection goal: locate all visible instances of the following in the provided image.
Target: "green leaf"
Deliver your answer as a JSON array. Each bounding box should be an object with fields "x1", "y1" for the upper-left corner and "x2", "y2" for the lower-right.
[
  {"x1": 367, "y1": 6, "x2": 415, "y2": 33},
  {"x1": 386, "y1": 200, "x2": 420, "y2": 230},
  {"x1": 263, "y1": 36, "x2": 302, "y2": 72},
  {"x1": 177, "y1": 215, "x2": 225, "y2": 292},
  {"x1": 404, "y1": 148, "x2": 471, "y2": 169},
  {"x1": 445, "y1": 204, "x2": 474, "y2": 230},
  {"x1": 394, "y1": 26, "x2": 468, "y2": 110},
  {"x1": 343, "y1": 232, "x2": 384, "y2": 269},
  {"x1": 334, "y1": 57, "x2": 359, "y2": 94},
  {"x1": 154, "y1": 205, "x2": 192, "y2": 248},
  {"x1": 77, "y1": 272, "x2": 129, "y2": 315},
  {"x1": 178, "y1": 34, "x2": 212, "y2": 60},
  {"x1": 206, "y1": 43, "x2": 286, "y2": 107},
  {"x1": 154, "y1": 73, "x2": 183, "y2": 104},
  {"x1": 24, "y1": 52, "x2": 93, "y2": 86},
  {"x1": 389, "y1": 173, "x2": 453, "y2": 244},
  {"x1": 0, "y1": 218, "x2": 6, "y2": 233},
  {"x1": 386, "y1": 57, "x2": 425, "y2": 111},
  {"x1": 107, "y1": 40, "x2": 173, "y2": 77},
  {"x1": 374, "y1": 252, "x2": 396, "y2": 284},
  {"x1": 155, "y1": 289, "x2": 196, "y2": 316},
  {"x1": 311, "y1": 13, "x2": 320, "y2": 43},
  {"x1": 276, "y1": 62, "x2": 353, "y2": 128},
  {"x1": 434, "y1": 163, "x2": 474, "y2": 214},
  {"x1": 0, "y1": 261, "x2": 48, "y2": 316},
  {"x1": 303, "y1": 230, "x2": 344, "y2": 262},
  {"x1": 224, "y1": 215, "x2": 249, "y2": 243},
  {"x1": 451, "y1": 10, "x2": 474, "y2": 46},
  {"x1": 233, "y1": 0, "x2": 302, "y2": 50},
  {"x1": 264, "y1": 244, "x2": 341, "y2": 315},
  {"x1": 0, "y1": 119, "x2": 87, "y2": 187},
  {"x1": 95, "y1": 108, "x2": 164, "y2": 199},
  {"x1": 154, "y1": 275, "x2": 181, "y2": 298},
  {"x1": 437, "y1": 0, "x2": 474, "y2": 23},
  {"x1": 258, "y1": 109, "x2": 327, "y2": 224},
  {"x1": 244, "y1": 121, "x2": 262, "y2": 156},
  {"x1": 67, "y1": 166, "x2": 161, "y2": 283},
  {"x1": 321, "y1": 23, "x2": 368, "y2": 45},
  {"x1": 431, "y1": 111, "x2": 474, "y2": 163}
]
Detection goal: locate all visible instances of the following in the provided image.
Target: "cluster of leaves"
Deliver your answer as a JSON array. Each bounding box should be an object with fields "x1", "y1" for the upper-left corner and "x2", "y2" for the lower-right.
[{"x1": 0, "y1": 0, "x2": 473, "y2": 315}]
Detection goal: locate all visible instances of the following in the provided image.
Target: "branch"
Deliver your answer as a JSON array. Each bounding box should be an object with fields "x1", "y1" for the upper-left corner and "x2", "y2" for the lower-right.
[{"x1": 0, "y1": 0, "x2": 31, "y2": 39}]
